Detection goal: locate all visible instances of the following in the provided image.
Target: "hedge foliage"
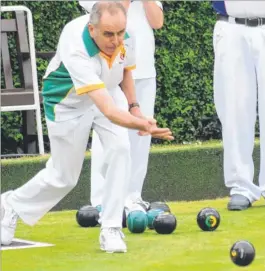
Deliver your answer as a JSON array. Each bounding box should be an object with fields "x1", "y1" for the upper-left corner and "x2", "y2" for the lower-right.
[
  {"x1": 1, "y1": 1, "x2": 221, "y2": 153},
  {"x1": 1, "y1": 143, "x2": 261, "y2": 209}
]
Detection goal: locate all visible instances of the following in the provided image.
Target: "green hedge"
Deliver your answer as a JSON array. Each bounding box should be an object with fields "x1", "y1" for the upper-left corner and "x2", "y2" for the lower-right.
[
  {"x1": 1, "y1": 143, "x2": 261, "y2": 210},
  {"x1": 155, "y1": 2, "x2": 221, "y2": 143},
  {"x1": 2, "y1": 2, "x2": 260, "y2": 154},
  {"x1": 1, "y1": 1, "x2": 83, "y2": 153},
  {"x1": 1, "y1": 1, "x2": 222, "y2": 153}
]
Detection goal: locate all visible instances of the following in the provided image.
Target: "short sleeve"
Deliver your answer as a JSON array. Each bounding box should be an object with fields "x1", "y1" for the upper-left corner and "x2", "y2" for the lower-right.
[
  {"x1": 62, "y1": 50, "x2": 105, "y2": 95},
  {"x1": 58, "y1": 33, "x2": 105, "y2": 96}
]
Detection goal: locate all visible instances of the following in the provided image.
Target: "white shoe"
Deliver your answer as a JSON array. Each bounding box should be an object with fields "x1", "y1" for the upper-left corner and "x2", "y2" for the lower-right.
[
  {"x1": 134, "y1": 198, "x2": 150, "y2": 211},
  {"x1": 125, "y1": 198, "x2": 149, "y2": 216},
  {"x1": 1, "y1": 194, "x2": 18, "y2": 245},
  {"x1": 99, "y1": 227, "x2": 127, "y2": 253}
]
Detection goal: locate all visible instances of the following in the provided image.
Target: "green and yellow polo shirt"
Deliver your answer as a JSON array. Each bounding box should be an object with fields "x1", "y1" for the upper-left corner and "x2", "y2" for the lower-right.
[{"x1": 42, "y1": 14, "x2": 136, "y2": 122}]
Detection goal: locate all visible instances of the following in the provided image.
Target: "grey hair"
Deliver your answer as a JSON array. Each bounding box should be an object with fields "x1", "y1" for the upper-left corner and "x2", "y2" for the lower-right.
[{"x1": 89, "y1": 1, "x2": 127, "y2": 25}]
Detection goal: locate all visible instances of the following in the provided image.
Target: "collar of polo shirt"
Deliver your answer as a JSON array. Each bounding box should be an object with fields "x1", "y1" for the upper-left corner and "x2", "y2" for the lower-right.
[{"x1": 82, "y1": 25, "x2": 129, "y2": 68}]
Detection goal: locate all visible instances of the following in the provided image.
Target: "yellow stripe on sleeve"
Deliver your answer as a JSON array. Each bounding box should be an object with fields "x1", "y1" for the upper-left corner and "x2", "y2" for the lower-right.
[
  {"x1": 125, "y1": 65, "x2": 136, "y2": 71},
  {"x1": 76, "y1": 83, "x2": 106, "y2": 95}
]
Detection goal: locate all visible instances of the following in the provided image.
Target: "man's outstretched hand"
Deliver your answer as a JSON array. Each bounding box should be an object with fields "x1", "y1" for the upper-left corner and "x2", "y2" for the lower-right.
[{"x1": 138, "y1": 118, "x2": 174, "y2": 141}]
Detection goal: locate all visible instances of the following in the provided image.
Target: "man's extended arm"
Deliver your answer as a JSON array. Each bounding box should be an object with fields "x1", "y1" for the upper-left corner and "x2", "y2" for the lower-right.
[
  {"x1": 88, "y1": 87, "x2": 173, "y2": 140},
  {"x1": 120, "y1": 69, "x2": 143, "y2": 118}
]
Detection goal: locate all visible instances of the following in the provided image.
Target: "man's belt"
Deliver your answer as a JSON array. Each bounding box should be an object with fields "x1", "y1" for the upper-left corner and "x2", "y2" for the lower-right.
[{"x1": 218, "y1": 14, "x2": 265, "y2": 27}]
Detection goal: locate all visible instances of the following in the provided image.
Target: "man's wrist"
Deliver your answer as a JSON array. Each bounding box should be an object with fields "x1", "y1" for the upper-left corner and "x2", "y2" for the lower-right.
[
  {"x1": 141, "y1": 119, "x2": 151, "y2": 133},
  {"x1": 129, "y1": 102, "x2": 140, "y2": 111}
]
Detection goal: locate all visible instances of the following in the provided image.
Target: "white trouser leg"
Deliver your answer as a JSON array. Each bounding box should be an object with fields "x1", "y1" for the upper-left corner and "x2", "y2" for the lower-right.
[
  {"x1": 90, "y1": 131, "x2": 104, "y2": 207},
  {"x1": 7, "y1": 112, "x2": 93, "y2": 225},
  {"x1": 90, "y1": 79, "x2": 156, "y2": 206},
  {"x1": 92, "y1": 89, "x2": 131, "y2": 228},
  {"x1": 90, "y1": 87, "x2": 129, "y2": 207},
  {"x1": 127, "y1": 78, "x2": 156, "y2": 201},
  {"x1": 213, "y1": 21, "x2": 261, "y2": 202},
  {"x1": 255, "y1": 25, "x2": 265, "y2": 193}
]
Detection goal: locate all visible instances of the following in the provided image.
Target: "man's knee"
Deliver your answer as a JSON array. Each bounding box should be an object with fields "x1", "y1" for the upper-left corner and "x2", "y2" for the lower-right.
[
  {"x1": 55, "y1": 174, "x2": 79, "y2": 191},
  {"x1": 46, "y1": 159, "x2": 82, "y2": 192},
  {"x1": 47, "y1": 164, "x2": 80, "y2": 191}
]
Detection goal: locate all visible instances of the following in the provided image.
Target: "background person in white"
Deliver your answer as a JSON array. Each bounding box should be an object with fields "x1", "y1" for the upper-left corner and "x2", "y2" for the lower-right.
[
  {"x1": 79, "y1": 0, "x2": 164, "y2": 210},
  {"x1": 213, "y1": 1, "x2": 265, "y2": 210},
  {"x1": 1, "y1": 2, "x2": 173, "y2": 253}
]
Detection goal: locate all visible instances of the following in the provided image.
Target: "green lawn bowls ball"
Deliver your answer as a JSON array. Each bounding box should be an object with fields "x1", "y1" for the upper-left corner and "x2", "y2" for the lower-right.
[
  {"x1": 127, "y1": 210, "x2": 148, "y2": 233},
  {"x1": 147, "y1": 209, "x2": 164, "y2": 229}
]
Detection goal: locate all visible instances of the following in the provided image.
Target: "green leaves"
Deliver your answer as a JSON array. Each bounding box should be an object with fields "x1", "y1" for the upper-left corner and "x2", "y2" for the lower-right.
[
  {"x1": 1, "y1": 1, "x2": 222, "y2": 153},
  {"x1": 153, "y1": 1, "x2": 220, "y2": 143}
]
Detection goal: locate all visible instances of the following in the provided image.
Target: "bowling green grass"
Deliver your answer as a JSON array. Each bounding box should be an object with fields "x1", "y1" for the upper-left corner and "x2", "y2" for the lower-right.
[{"x1": 2, "y1": 198, "x2": 265, "y2": 271}]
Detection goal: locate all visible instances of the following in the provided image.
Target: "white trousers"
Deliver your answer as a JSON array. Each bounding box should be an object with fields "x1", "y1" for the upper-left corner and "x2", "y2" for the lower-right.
[
  {"x1": 7, "y1": 88, "x2": 131, "y2": 228},
  {"x1": 90, "y1": 78, "x2": 156, "y2": 206},
  {"x1": 213, "y1": 20, "x2": 265, "y2": 202}
]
